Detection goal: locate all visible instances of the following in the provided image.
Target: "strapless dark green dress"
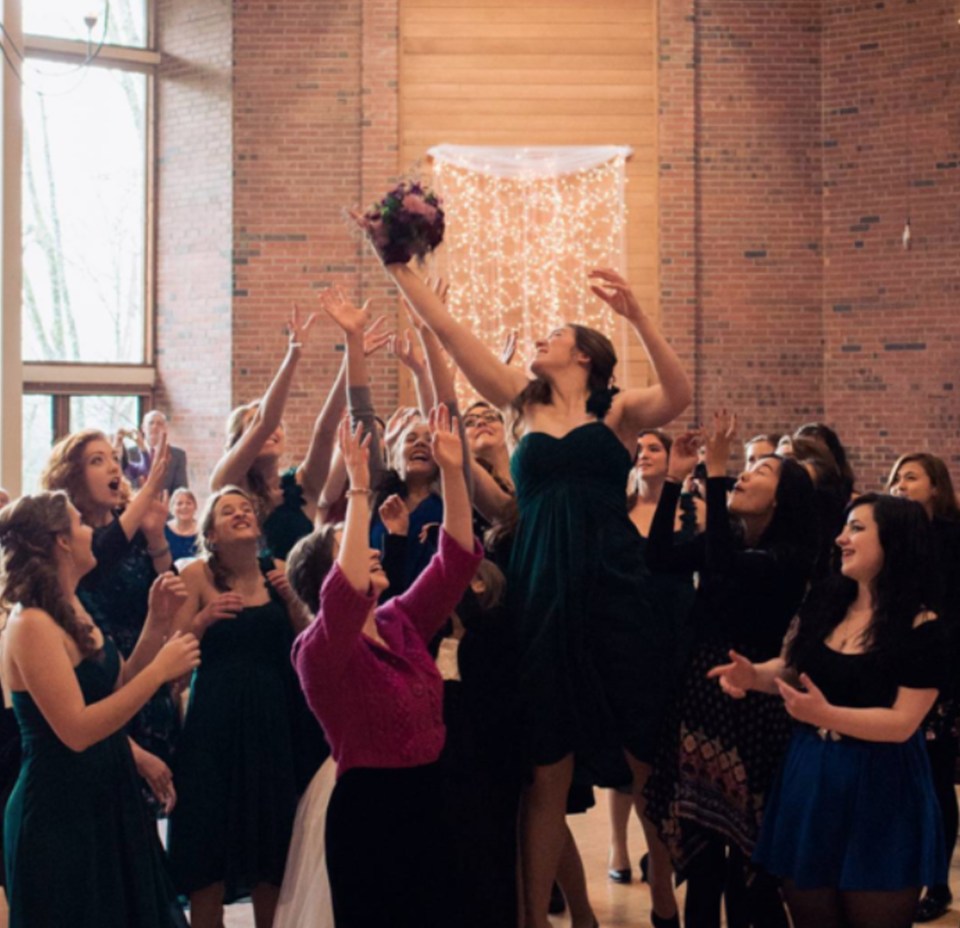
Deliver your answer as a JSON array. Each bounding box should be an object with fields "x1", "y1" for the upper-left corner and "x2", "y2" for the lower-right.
[
  {"x1": 4, "y1": 638, "x2": 182, "y2": 927},
  {"x1": 509, "y1": 422, "x2": 674, "y2": 783}
]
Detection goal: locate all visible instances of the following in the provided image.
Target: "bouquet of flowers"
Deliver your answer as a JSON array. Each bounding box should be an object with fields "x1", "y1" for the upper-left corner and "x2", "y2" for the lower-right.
[{"x1": 362, "y1": 181, "x2": 445, "y2": 265}]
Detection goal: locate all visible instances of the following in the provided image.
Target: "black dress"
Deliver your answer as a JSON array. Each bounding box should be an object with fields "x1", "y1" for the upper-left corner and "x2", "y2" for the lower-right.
[
  {"x1": 643, "y1": 477, "x2": 814, "y2": 872},
  {"x1": 167, "y1": 568, "x2": 322, "y2": 900}
]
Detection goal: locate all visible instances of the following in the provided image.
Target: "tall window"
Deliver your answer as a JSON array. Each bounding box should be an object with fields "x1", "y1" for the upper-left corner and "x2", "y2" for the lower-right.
[{"x1": 19, "y1": 0, "x2": 157, "y2": 490}]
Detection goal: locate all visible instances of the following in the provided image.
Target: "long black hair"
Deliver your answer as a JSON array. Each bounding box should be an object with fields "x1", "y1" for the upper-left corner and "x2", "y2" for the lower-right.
[
  {"x1": 788, "y1": 493, "x2": 937, "y2": 667},
  {"x1": 750, "y1": 454, "x2": 819, "y2": 564}
]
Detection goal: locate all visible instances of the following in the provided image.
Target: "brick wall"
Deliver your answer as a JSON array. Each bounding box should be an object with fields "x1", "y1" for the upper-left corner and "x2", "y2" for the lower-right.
[
  {"x1": 156, "y1": 0, "x2": 959, "y2": 494},
  {"x1": 155, "y1": 0, "x2": 234, "y2": 498},
  {"x1": 821, "y1": 0, "x2": 960, "y2": 488},
  {"x1": 659, "y1": 0, "x2": 824, "y2": 445}
]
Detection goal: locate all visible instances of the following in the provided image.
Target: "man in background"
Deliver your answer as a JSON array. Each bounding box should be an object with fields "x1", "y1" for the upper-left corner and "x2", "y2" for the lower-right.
[{"x1": 121, "y1": 410, "x2": 189, "y2": 494}]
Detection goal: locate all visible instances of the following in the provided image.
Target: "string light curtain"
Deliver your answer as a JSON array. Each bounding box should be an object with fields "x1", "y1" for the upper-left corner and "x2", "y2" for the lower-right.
[{"x1": 426, "y1": 145, "x2": 631, "y2": 397}]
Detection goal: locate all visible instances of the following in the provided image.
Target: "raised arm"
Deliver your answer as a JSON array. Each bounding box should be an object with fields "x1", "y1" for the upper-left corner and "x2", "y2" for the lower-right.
[
  {"x1": 210, "y1": 306, "x2": 317, "y2": 491},
  {"x1": 382, "y1": 263, "x2": 528, "y2": 407},
  {"x1": 336, "y1": 417, "x2": 375, "y2": 593},
  {"x1": 645, "y1": 431, "x2": 705, "y2": 573},
  {"x1": 429, "y1": 404, "x2": 473, "y2": 551},
  {"x1": 471, "y1": 460, "x2": 515, "y2": 524},
  {"x1": 391, "y1": 329, "x2": 434, "y2": 415},
  {"x1": 8, "y1": 609, "x2": 199, "y2": 753},
  {"x1": 298, "y1": 312, "x2": 390, "y2": 512},
  {"x1": 117, "y1": 435, "x2": 173, "y2": 572},
  {"x1": 590, "y1": 269, "x2": 692, "y2": 435},
  {"x1": 318, "y1": 287, "x2": 390, "y2": 492}
]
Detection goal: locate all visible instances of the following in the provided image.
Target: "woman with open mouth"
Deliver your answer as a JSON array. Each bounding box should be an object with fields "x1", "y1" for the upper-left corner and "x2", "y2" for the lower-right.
[
  {"x1": 643, "y1": 413, "x2": 818, "y2": 928},
  {"x1": 0, "y1": 490, "x2": 199, "y2": 928},
  {"x1": 164, "y1": 485, "x2": 314, "y2": 928},
  {"x1": 41, "y1": 429, "x2": 184, "y2": 817}
]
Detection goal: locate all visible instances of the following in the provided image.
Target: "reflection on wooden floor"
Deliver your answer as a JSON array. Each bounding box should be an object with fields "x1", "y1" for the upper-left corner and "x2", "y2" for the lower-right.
[{"x1": 224, "y1": 790, "x2": 960, "y2": 927}]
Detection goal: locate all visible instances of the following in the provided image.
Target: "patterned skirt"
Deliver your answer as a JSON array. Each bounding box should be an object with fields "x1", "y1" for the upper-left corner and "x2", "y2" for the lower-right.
[{"x1": 643, "y1": 638, "x2": 793, "y2": 874}]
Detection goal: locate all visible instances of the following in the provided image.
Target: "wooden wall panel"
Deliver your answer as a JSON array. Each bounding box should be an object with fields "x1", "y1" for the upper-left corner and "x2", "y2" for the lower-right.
[{"x1": 399, "y1": 0, "x2": 659, "y2": 387}]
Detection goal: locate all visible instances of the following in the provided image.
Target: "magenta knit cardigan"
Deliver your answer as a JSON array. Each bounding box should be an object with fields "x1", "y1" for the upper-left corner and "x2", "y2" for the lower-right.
[{"x1": 292, "y1": 529, "x2": 483, "y2": 778}]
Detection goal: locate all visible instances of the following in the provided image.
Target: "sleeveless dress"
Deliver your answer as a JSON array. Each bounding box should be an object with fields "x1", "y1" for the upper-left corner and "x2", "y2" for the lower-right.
[
  {"x1": 262, "y1": 467, "x2": 313, "y2": 560},
  {"x1": 167, "y1": 572, "x2": 308, "y2": 901},
  {"x1": 508, "y1": 421, "x2": 671, "y2": 783},
  {"x1": 79, "y1": 516, "x2": 180, "y2": 795},
  {"x1": 4, "y1": 635, "x2": 183, "y2": 928}
]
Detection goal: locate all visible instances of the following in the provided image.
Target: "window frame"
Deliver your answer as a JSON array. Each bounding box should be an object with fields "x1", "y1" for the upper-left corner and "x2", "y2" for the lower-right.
[{"x1": 22, "y1": 2, "x2": 158, "y2": 377}]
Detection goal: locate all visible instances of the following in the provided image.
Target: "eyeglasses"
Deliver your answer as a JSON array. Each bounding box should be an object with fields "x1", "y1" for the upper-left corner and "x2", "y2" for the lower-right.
[{"x1": 463, "y1": 412, "x2": 503, "y2": 428}]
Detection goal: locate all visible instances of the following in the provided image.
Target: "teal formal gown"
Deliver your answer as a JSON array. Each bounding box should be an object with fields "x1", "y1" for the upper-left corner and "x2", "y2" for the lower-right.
[
  {"x1": 4, "y1": 636, "x2": 182, "y2": 928},
  {"x1": 508, "y1": 422, "x2": 674, "y2": 783}
]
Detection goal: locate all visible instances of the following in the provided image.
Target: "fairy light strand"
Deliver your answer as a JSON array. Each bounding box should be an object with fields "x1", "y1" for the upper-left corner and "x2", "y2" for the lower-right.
[{"x1": 427, "y1": 154, "x2": 629, "y2": 405}]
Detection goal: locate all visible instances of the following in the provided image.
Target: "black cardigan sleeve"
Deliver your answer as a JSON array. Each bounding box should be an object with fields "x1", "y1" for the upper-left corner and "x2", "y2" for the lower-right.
[{"x1": 646, "y1": 480, "x2": 705, "y2": 573}]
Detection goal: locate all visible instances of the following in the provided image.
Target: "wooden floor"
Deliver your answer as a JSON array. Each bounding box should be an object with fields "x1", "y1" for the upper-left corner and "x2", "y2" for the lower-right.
[{"x1": 223, "y1": 793, "x2": 960, "y2": 926}]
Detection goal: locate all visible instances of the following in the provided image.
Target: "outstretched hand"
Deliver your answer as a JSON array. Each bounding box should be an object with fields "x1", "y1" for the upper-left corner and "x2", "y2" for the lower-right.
[
  {"x1": 704, "y1": 410, "x2": 737, "y2": 478},
  {"x1": 706, "y1": 649, "x2": 757, "y2": 699},
  {"x1": 589, "y1": 268, "x2": 644, "y2": 321},
  {"x1": 287, "y1": 303, "x2": 318, "y2": 348},
  {"x1": 429, "y1": 404, "x2": 462, "y2": 472},
  {"x1": 363, "y1": 315, "x2": 391, "y2": 356},
  {"x1": 318, "y1": 286, "x2": 371, "y2": 338},
  {"x1": 338, "y1": 416, "x2": 372, "y2": 492},
  {"x1": 389, "y1": 329, "x2": 425, "y2": 374},
  {"x1": 666, "y1": 430, "x2": 703, "y2": 483}
]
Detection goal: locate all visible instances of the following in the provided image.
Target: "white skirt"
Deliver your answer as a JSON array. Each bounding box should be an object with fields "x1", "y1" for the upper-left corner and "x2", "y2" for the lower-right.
[{"x1": 275, "y1": 757, "x2": 337, "y2": 928}]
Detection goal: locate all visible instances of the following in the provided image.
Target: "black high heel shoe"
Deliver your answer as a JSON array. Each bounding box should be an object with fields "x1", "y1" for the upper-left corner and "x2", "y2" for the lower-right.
[
  {"x1": 639, "y1": 852, "x2": 650, "y2": 883},
  {"x1": 650, "y1": 912, "x2": 680, "y2": 928},
  {"x1": 607, "y1": 866, "x2": 633, "y2": 884}
]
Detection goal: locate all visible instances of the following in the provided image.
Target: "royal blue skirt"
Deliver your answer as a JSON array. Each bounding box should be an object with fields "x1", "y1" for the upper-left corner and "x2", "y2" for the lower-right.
[{"x1": 754, "y1": 726, "x2": 945, "y2": 890}]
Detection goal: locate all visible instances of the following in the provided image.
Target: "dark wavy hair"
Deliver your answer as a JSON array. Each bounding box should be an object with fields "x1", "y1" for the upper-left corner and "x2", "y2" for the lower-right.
[
  {"x1": 787, "y1": 493, "x2": 937, "y2": 667},
  {"x1": 886, "y1": 452, "x2": 960, "y2": 523},
  {"x1": 510, "y1": 324, "x2": 619, "y2": 440},
  {"x1": 285, "y1": 524, "x2": 340, "y2": 614},
  {"x1": 197, "y1": 485, "x2": 260, "y2": 593},
  {"x1": 0, "y1": 492, "x2": 97, "y2": 656}
]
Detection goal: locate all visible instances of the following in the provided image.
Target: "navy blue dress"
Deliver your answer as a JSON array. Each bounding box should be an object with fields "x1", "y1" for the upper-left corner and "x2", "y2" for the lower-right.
[{"x1": 754, "y1": 623, "x2": 948, "y2": 890}]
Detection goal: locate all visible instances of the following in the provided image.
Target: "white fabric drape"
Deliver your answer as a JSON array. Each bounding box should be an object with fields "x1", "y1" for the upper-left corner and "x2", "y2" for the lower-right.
[
  {"x1": 428, "y1": 144, "x2": 632, "y2": 178},
  {"x1": 424, "y1": 146, "x2": 631, "y2": 400}
]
